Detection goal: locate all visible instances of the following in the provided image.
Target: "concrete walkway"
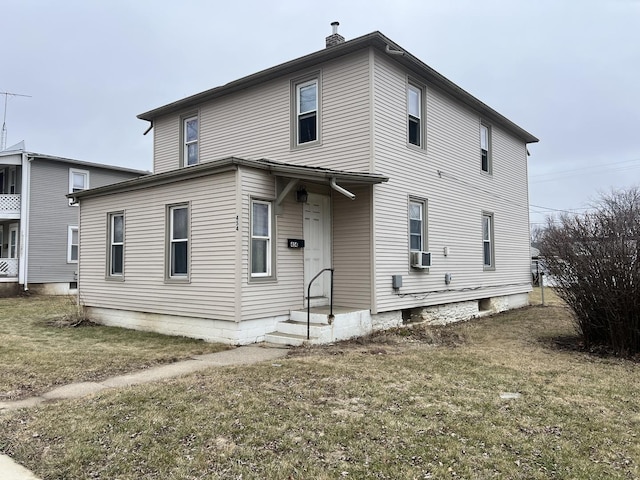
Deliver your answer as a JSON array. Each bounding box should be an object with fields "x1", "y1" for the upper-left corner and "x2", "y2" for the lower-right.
[{"x1": 0, "y1": 344, "x2": 289, "y2": 480}]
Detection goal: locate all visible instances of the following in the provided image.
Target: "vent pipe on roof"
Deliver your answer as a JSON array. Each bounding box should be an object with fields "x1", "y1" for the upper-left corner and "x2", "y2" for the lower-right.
[{"x1": 326, "y1": 21, "x2": 345, "y2": 48}]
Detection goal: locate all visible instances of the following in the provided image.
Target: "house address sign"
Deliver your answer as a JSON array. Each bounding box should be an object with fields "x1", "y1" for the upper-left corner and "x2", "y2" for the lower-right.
[{"x1": 287, "y1": 239, "x2": 305, "y2": 248}]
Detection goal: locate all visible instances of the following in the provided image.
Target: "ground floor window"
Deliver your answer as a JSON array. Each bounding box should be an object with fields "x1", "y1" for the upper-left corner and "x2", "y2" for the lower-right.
[
  {"x1": 108, "y1": 212, "x2": 124, "y2": 277},
  {"x1": 251, "y1": 199, "x2": 272, "y2": 277},
  {"x1": 483, "y1": 212, "x2": 495, "y2": 269},
  {"x1": 68, "y1": 226, "x2": 78, "y2": 263},
  {"x1": 168, "y1": 204, "x2": 189, "y2": 279}
]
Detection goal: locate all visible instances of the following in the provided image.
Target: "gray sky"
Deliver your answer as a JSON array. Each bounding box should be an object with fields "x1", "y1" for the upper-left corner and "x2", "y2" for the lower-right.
[{"x1": 2, "y1": 0, "x2": 639, "y2": 227}]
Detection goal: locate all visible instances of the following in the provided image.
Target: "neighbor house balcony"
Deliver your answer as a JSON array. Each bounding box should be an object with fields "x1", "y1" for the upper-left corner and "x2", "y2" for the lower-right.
[
  {"x1": 0, "y1": 194, "x2": 21, "y2": 219},
  {"x1": 0, "y1": 258, "x2": 19, "y2": 279}
]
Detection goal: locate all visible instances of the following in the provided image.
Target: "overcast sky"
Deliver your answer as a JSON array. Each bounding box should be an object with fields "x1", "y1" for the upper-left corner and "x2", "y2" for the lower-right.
[{"x1": 2, "y1": 0, "x2": 639, "y2": 227}]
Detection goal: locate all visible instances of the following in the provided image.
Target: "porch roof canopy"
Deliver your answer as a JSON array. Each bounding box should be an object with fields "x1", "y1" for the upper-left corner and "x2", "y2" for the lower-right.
[{"x1": 67, "y1": 157, "x2": 389, "y2": 203}]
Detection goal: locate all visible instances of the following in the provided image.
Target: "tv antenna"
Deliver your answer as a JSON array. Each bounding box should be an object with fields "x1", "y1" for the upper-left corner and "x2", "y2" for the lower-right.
[{"x1": 1, "y1": 91, "x2": 32, "y2": 151}]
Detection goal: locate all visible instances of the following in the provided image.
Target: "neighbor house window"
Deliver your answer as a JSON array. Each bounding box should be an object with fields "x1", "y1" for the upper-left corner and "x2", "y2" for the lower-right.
[
  {"x1": 108, "y1": 212, "x2": 124, "y2": 277},
  {"x1": 407, "y1": 84, "x2": 423, "y2": 147},
  {"x1": 68, "y1": 226, "x2": 78, "y2": 263},
  {"x1": 168, "y1": 204, "x2": 189, "y2": 279},
  {"x1": 8, "y1": 167, "x2": 16, "y2": 194},
  {"x1": 480, "y1": 123, "x2": 491, "y2": 173},
  {"x1": 251, "y1": 200, "x2": 272, "y2": 277},
  {"x1": 295, "y1": 79, "x2": 318, "y2": 145},
  {"x1": 183, "y1": 116, "x2": 199, "y2": 166},
  {"x1": 409, "y1": 198, "x2": 427, "y2": 252},
  {"x1": 69, "y1": 169, "x2": 89, "y2": 205},
  {"x1": 482, "y1": 212, "x2": 495, "y2": 269}
]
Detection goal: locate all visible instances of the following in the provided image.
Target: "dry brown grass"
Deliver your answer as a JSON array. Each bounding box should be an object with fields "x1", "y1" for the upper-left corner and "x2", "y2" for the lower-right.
[
  {"x1": 0, "y1": 295, "x2": 228, "y2": 400},
  {"x1": 1, "y1": 299, "x2": 639, "y2": 479}
]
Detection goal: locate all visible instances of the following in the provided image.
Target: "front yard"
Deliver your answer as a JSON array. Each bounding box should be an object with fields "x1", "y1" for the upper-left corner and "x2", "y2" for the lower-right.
[
  {"x1": 0, "y1": 295, "x2": 228, "y2": 401},
  {"x1": 1, "y1": 291, "x2": 639, "y2": 479}
]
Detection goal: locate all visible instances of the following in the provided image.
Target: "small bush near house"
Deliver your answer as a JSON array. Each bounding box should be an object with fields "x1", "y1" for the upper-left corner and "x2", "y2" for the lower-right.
[{"x1": 540, "y1": 187, "x2": 640, "y2": 356}]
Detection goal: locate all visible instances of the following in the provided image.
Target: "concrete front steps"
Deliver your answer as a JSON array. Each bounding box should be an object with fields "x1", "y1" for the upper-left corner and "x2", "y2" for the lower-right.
[{"x1": 265, "y1": 306, "x2": 371, "y2": 346}]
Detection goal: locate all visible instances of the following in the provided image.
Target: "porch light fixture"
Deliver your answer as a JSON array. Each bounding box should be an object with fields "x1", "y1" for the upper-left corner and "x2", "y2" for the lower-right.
[{"x1": 296, "y1": 187, "x2": 308, "y2": 203}]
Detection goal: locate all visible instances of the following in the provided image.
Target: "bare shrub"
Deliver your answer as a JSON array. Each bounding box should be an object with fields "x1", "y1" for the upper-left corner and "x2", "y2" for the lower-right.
[{"x1": 540, "y1": 187, "x2": 640, "y2": 356}]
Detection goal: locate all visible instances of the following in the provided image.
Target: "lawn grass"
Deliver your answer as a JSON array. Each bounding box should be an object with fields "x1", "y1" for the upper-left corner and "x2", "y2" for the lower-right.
[
  {"x1": 1, "y1": 296, "x2": 638, "y2": 479},
  {"x1": 0, "y1": 295, "x2": 228, "y2": 400}
]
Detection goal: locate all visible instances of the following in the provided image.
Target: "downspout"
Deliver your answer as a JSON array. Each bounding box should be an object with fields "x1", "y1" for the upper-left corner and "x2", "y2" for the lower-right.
[
  {"x1": 18, "y1": 152, "x2": 31, "y2": 290},
  {"x1": 329, "y1": 177, "x2": 355, "y2": 200},
  {"x1": 143, "y1": 120, "x2": 153, "y2": 136}
]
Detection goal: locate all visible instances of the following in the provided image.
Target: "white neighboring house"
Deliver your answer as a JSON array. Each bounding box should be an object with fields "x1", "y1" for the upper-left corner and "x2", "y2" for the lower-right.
[
  {"x1": 71, "y1": 27, "x2": 538, "y2": 345},
  {"x1": 0, "y1": 142, "x2": 147, "y2": 295}
]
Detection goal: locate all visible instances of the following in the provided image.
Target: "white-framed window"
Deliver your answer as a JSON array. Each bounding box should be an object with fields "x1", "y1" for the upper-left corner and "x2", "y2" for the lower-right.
[
  {"x1": 409, "y1": 197, "x2": 428, "y2": 257},
  {"x1": 482, "y1": 212, "x2": 495, "y2": 269},
  {"x1": 295, "y1": 78, "x2": 318, "y2": 145},
  {"x1": 67, "y1": 226, "x2": 78, "y2": 263},
  {"x1": 69, "y1": 168, "x2": 89, "y2": 205},
  {"x1": 480, "y1": 123, "x2": 491, "y2": 173},
  {"x1": 108, "y1": 212, "x2": 124, "y2": 277},
  {"x1": 168, "y1": 204, "x2": 189, "y2": 279},
  {"x1": 251, "y1": 199, "x2": 272, "y2": 277},
  {"x1": 0, "y1": 225, "x2": 3, "y2": 258},
  {"x1": 184, "y1": 116, "x2": 199, "y2": 166},
  {"x1": 8, "y1": 167, "x2": 16, "y2": 194},
  {"x1": 407, "y1": 84, "x2": 423, "y2": 147}
]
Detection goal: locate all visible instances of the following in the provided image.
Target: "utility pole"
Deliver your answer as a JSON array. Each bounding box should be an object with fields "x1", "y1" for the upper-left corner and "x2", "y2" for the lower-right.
[{"x1": 1, "y1": 91, "x2": 32, "y2": 151}]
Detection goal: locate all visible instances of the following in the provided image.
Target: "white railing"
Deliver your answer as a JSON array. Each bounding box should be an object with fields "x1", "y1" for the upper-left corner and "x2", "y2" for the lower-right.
[
  {"x1": 0, "y1": 258, "x2": 18, "y2": 277},
  {"x1": 0, "y1": 194, "x2": 21, "y2": 216}
]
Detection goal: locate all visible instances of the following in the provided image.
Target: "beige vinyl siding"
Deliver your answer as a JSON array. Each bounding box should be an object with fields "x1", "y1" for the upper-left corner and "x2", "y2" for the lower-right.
[
  {"x1": 27, "y1": 160, "x2": 140, "y2": 284},
  {"x1": 332, "y1": 185, "x2": 372, "y2": 309},
  {"x1": 154, "y1": 50, "x2": 372, "y2": 174},
  {"x1": 372, "y1": 52, "x2": 531, "y2": 313},
  {"x1": 239, "y1": 167, "x2": 303, "y2": 319},
  {"x1": 79, "y1": 171, "x2": 239, "y2": 320},
  {"x1": 153, "y1": 115, "x2": 180, "y2": 174}
]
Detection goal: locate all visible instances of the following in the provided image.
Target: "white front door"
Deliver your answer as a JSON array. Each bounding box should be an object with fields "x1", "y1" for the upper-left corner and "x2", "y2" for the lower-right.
[
  {"x1": 9, "y1": 224, "x2": 18, "y2": 259},
  {"x1": 304, "y1": 193, "x2": 331, "y2": 304}
]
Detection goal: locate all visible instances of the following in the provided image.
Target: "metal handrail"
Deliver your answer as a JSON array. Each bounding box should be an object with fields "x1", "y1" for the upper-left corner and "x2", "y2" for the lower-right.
[{"x1": 306, "y1": 268, "x2": 334, "y2": 340}]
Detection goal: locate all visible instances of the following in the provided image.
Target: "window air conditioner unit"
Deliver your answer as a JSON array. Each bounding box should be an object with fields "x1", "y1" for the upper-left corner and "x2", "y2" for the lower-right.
[{"x1": 411, "y1": 251, "x2": 431, "y2": 269}]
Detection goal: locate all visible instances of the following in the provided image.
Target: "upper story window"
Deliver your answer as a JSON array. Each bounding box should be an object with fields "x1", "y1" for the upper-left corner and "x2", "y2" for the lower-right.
[
  {"x1": 407, "y1": 84, "x2": 423, "y2": 147},
  {"x1": 295, "y1": 79, "x2": 318, "y2": 145},
  {"x1": 168, "y1": 204, "x2": 189, "y2": 279},
  {"x1": 480, "y1": 123, "x2": 492, "y2": 173},
  {"x1": 69, "y1": 168, "x2": 89, "y2": 206},
  {"x1": 184, "y1": 116, "x2": 199, "y2": 166},
  {"x1": 251, "y1": 199, "x2": 273, "y2": 278},
  {"x1": 8, "y1": 167, "x2": 16, "y2": 194}
]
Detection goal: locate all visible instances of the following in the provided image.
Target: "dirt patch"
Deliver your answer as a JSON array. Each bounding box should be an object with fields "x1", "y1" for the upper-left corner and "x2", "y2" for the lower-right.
[{"x1": 288, "y1": 323, "x2": 466, "y2": 358}]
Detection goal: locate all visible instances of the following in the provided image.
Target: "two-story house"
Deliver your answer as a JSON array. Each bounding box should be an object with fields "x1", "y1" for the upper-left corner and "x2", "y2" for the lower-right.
[
  {"x1": 0, "y1": 143, "x2": 147, "y2": 295},
  {"x1": 70, "y1": 27, "x2": 538, "y2": 345}
]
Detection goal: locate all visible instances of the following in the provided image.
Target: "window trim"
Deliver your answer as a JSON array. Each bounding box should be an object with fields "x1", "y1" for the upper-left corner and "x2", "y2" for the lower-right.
[
  {"x1": 181, "y1": 114, "x2": 199, "y2": 167},
  {"x1": 407, "y1": 82, "x2": 425, "y2": 149},
  {"x1": 292, "y1": 73, "x2": 321, "y2": 148},
  {"x1": 480, "y1": 122, "x2": 492, "y2": 173},
  {"x1": 67, "y1": 226, "x2": 79, "y2": 264},
  {"x1": 250, "y1": 198, "x2": 276, "y2": 281},
  {"x1": 409, "y1": 196, "x2": 428, "y2": 268},
  {"x1": 107, "y1": 211, "x2": 125, "y2": 280},
  {"x1": 482, "y1": 212, "x2": 495, "y2": 270},
  {"x1": 0, "y1": 225, "x2": 3, "y2": 258},
  {"x1": 166, "y1": 203, "x2": 190, "y2": 282},
  {"x1": 69, "y1": 168, "x2": 89, "y2": 205},
  {"x1": 8, "y1": 167, "x2": 16, "y2": 194}
]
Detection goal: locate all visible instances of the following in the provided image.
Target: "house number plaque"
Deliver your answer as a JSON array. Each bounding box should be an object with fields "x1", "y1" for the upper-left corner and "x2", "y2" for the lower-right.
[{"x1": 287, "y1": 239, "x2": 305, "y2": 248}]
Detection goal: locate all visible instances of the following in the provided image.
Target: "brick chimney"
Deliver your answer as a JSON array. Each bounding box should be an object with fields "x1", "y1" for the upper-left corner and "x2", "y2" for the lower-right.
[{"x1": 325, "y1": 21, "x2": 345, "y2": 48}]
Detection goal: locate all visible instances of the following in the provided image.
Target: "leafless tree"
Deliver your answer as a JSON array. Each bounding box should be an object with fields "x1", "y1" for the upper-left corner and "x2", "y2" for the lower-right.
[{"x1": 540, "y1": 187, "x2": 640, "y2": 356}]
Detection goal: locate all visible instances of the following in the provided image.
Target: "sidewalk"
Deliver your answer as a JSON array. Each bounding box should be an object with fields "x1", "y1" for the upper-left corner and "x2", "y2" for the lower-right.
[{"x1": 0, "y1": 344, "x2": 289, "y2": 480}]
